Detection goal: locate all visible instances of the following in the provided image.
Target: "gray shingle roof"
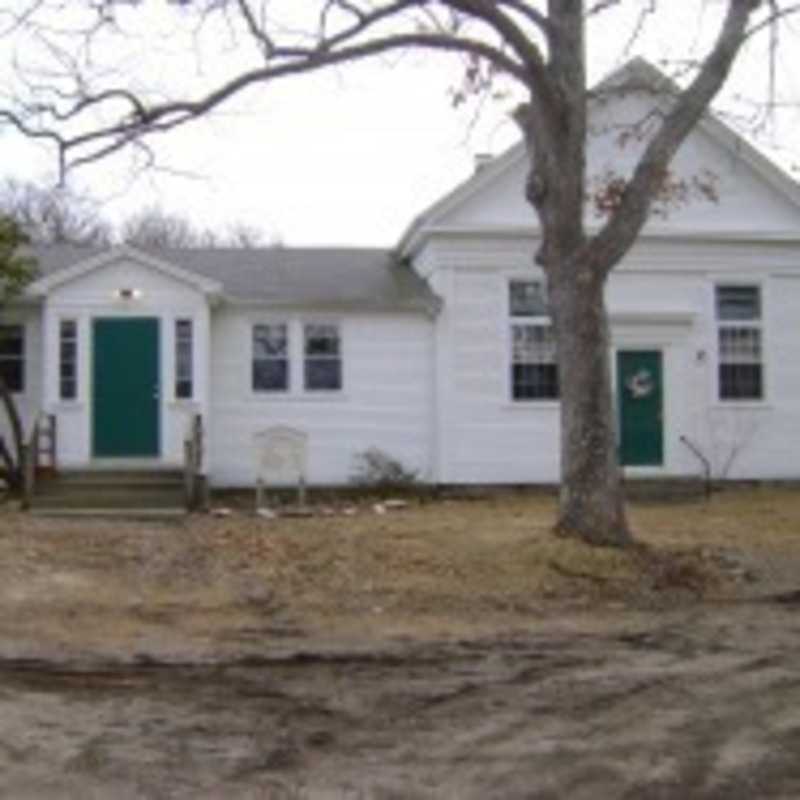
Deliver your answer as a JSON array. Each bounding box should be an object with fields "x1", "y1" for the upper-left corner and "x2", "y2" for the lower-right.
[{"x1": 30, "y1": 245, "x2": 440, "y2": 314}]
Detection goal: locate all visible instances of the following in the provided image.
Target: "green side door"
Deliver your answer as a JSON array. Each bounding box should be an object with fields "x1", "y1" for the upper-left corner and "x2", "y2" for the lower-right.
[
  {"x1": 617, "y1": 350, "x2": 663, "y2": 467},
  {"x1": 93, "y1": 318, "x2": 160, "y2": 458}
]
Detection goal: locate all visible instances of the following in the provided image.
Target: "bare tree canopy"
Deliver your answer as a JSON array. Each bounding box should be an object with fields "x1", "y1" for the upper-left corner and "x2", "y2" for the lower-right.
[
  {"x1": 0, "y1": 0, "x2": 794, "y2": 545},
  {"x1": 0, "y1": 179, "x2": 111, "y2": 246}
]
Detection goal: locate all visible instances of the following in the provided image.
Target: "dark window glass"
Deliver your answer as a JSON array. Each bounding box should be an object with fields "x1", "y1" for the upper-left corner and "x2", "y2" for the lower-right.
[
  {"x1": 175, "y1": 319, "x2": 193, "y2": 400},
  {"x1": 511, "y1": 323, "x2": 558, "y2": 400},
  {"x1": 512, "y1": 364, "x2": 559, "y2": 400},
  {"x1": 0, "y1": 324, "x2": 24, "y2": 393},
  {"x1": 719, "y1": 364, "x2": 762, "y2": 400},
  {"x1": 717, "y1": 311, "x2": 763, "y2": 401},
  {"x1": 716, "y1": 286, "x2": 760, "y2": 321},
  {"x1": 59, "y1": 320, "x2": 77, "y2": 400},
  {"x1": 304, "y1": 324, "x2": 341, "y2": 391},
  {"x1": 509, "y1": 280, "x2": 548, "y2": 317},
  {"x1": 253, "y1": 324, "x2": 289, "y2": 392}
]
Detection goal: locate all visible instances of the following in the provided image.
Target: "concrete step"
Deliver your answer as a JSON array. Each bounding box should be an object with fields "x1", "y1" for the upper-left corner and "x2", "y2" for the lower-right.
[
  {"x1": 29, "y1": 468, "x2": 188, "y2": 514},
  {"x1": 39, "y1": 479, "x2": 184, "y2": 496},
  {"x1": 52, "y1": 469, "x2": 183, "y2": 486},
  {"x1": 32, "y1": 490, "x2": 185, "y2": 510},
  {"x1": 29, "y1": 507, "x2": 186, "y2": 520}
]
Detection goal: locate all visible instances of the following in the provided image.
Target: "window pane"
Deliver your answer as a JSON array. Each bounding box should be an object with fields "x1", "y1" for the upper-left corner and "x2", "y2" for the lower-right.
[
  {"x1": 305, "y1": 359, "x2": 342, "y2": 391},
  {"x1": 513, "y1": 324, "x2": 556, "y2": 363},
  {"x1": 60, "y1": 378, "x2": 76, "y2": 401},
  {"x1": 253, "y1": 359, "x2": 288, "y2": 392},
  {"x1": 175, "y1": 319, "x2": 193, "y2": 400},
  {"x1": 716, "y1": 286, "x2": 760, "y2": 321},
  {"x1": 253, "y1": 324, "x2": 287, "y2": 358},
  {"x1": 0, "y1": 360, "x2": 23, "y2": 393},
  {"x1": 0, "y1": 325, "x2": 22, "y2": 356},
  {"x1": 58, "y1": 320, "x2": 76, "y2": 401},
  {"x1": 60, "y1": 320, "x2": 76, "y2": 339},
  {"x1": 60, "y1": 340, "x2": 77, "y2": 361},
  {"x1": 510, "y1": 281, "x2": 548, "y2": 317},
  {"x1": 175, "y1": 380, "x2": 192, "y2": 400},
  {"x1": 719, "y1": 364, "x2": 762, "y2": 400},
  {"x1": 512, "y1": 364, "x2": 559, "y2": 400},
  {"x1": 719, "y1": 327, "x2": 761, "y2": 363},
  {"x1": 304, "y1": 324, "x2": 339, "y2": 356}
]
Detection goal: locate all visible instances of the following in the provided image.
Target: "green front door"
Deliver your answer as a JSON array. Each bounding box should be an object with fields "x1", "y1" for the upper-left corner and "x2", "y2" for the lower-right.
[
  {"x1": 617, "y1": 350, "x2": 663, "y2": 467},
  {"x1": 93, "y1": 318, "x2": 160, "y2": 458}
]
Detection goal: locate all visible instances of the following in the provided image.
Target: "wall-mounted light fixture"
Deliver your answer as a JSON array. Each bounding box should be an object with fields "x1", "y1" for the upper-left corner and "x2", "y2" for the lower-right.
[{"x1": 114, "y1": 288, "x2": 143, "y2": 301}]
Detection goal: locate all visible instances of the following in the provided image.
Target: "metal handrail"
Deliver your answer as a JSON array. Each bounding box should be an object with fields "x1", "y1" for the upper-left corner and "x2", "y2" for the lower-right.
[{"x1": 679, "y1": 435, "x2": 712, "y2": 498}]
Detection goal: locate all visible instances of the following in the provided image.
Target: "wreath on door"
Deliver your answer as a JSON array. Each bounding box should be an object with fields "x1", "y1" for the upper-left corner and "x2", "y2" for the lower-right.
[{"x1": 626, "y1": 369, "x2": 655, "y2": 399}]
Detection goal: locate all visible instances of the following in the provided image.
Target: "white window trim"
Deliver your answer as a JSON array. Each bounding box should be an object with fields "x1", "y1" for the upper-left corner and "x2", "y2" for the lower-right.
[
  {"x1": 714, "y1": 282, "x2": 766, "y2": 404},
  {"x1": 506, "y1": 277, "x2": 558, "y2": 403},
  {"x1": 58, "y1": 317, "x2": 79, "y2": 402},
  {"x1": 250, "y1": 316, "x2": 345, "y2": 398}
]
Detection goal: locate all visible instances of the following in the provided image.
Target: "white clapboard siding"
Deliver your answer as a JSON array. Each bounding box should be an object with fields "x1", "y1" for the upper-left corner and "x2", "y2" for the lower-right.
[{"x1": 208, "y1": 308, "x2": 435, "y2": 486}]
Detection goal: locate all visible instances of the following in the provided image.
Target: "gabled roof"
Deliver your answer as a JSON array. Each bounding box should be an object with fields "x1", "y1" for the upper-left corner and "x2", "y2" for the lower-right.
[
  {"x1": 396, "y1": 58, "x2": 800, "y2": 256},
  {"x1": 25, "y1": 244, "x2": 441, "y2": 315},
  {"x1": 27, "y1": 245, "x2": 223, "y2": 298}
]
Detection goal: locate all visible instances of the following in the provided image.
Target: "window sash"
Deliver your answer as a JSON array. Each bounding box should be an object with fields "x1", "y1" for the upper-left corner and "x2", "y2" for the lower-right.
[
  {"x1": 718, "y1": 324, "x2": 763, "y2": 401},
  {"x1": 59, "y1": 320, "x2": 77, "y2": 401},
  {"x1": 509, "y1": 280, "x2": 548, "y2": 317},
  {"x1": 719, "y1": 363, "x2": 762, "y2": 400},
  {"x1": 0, "y1": 324, "x2": 24, "y2": 393},
  {"x1": 304, "y1": 324, "x2": 341, "y2": 391},
  {"x1": 175, "y1": 319, "x2": 193, "y2": 400},
  {"x1": 511, "y1": 322, "x2": 558, "y2": 400},
  {"x1": 253, "y1": 323, "x2": 289, "y2": 392},
  {"x1": 716, "y1": 285, "x2": 760, "y2": 321}
]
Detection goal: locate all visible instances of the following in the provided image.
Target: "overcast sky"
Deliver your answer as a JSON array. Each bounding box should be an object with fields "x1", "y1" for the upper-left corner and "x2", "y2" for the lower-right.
[{"x1": 2, "y1": 1, "x2": 799, "y2": 247}]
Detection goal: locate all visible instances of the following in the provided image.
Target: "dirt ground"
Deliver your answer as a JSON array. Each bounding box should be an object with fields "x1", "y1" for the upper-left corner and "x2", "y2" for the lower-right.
[{"x1": 1, "y1": 488, "x2": 800, "y2": 798}]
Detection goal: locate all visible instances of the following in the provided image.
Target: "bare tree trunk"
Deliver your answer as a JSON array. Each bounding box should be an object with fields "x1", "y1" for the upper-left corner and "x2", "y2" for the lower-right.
[
  {"x1": 0, "y1": 375, "x2": 24, "y2": 490},
  {"x1": 549, "y1": 266, "x2": 631, "y2": 546}
]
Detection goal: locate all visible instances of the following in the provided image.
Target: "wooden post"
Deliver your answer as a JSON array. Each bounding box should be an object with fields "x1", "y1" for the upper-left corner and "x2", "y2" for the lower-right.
[
  {"x1": 21, "y1": 442, "x2": 32, "y2": 510},
  {"x1": 184, "y1": 439, "x2": 195, "y2": 511}
]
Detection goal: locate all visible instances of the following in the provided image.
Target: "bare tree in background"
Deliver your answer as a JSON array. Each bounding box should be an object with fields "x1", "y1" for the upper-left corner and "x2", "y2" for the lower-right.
[
  {"x1": 120, "y1": 206, "x2": 270, "y2": 248},
  {"x1": 0, "y1": 179, "x2": 111, "y2": 246},
  {"x1": 0, "y1": 0, "x2": 791, "y2": 545}
]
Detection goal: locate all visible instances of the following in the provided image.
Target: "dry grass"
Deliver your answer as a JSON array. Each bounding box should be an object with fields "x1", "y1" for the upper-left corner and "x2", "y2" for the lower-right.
[{"x1": 0, "y1": 486, "x2": 799, "y2": 655}]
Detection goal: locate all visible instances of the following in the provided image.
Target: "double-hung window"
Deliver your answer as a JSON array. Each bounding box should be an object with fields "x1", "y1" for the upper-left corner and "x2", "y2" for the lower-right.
[
  {"x1": 0, "y1": 324, "x2": 24, "y2": 393},
  {"x1": 715, "y1": 285, "x2": 763, "y2": 401},
  {"x1": 59, "y1": 320, "x2": 78, "y2": 400},
  {"x1": 304, "y1": 323, "x2": 342, "y2": 391},
  {"x1": 509, "y1": 280, "x2": 558, "y2": 401},
  {"x1": 253, "y1": 323, "x2": 289, "y2": 392},
  {"x1": 252, "y1": 321, "x2": 342, "y2": 394}
]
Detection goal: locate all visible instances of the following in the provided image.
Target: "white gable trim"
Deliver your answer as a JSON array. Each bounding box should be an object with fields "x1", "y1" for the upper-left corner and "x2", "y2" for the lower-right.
[
  {"x1": 26, "y1": 244, "x2": 223, "y2": 299},
  {"x1": 397, "y1": 58, "x2": 800, "y2": 257}
]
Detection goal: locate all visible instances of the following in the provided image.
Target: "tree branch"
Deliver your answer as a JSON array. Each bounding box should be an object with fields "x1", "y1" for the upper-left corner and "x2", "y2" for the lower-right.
[
  {"x1": 31, "y1": 28, "x2": 528, "y2": 171},
  {"x1": 585, "y1": 0, "x2": 761, "y2": 274}
]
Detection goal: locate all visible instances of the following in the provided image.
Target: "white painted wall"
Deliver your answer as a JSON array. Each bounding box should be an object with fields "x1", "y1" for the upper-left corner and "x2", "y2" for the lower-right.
[
  {"x1": 418, "y1": 234, "x2": 800, "y2": 484},
  {"x1": 42, "y1": 255, "x2": 211, "y2": 467},
  {"x1": 208, "y1": 307, "x2": 435, "y2": 487}
]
